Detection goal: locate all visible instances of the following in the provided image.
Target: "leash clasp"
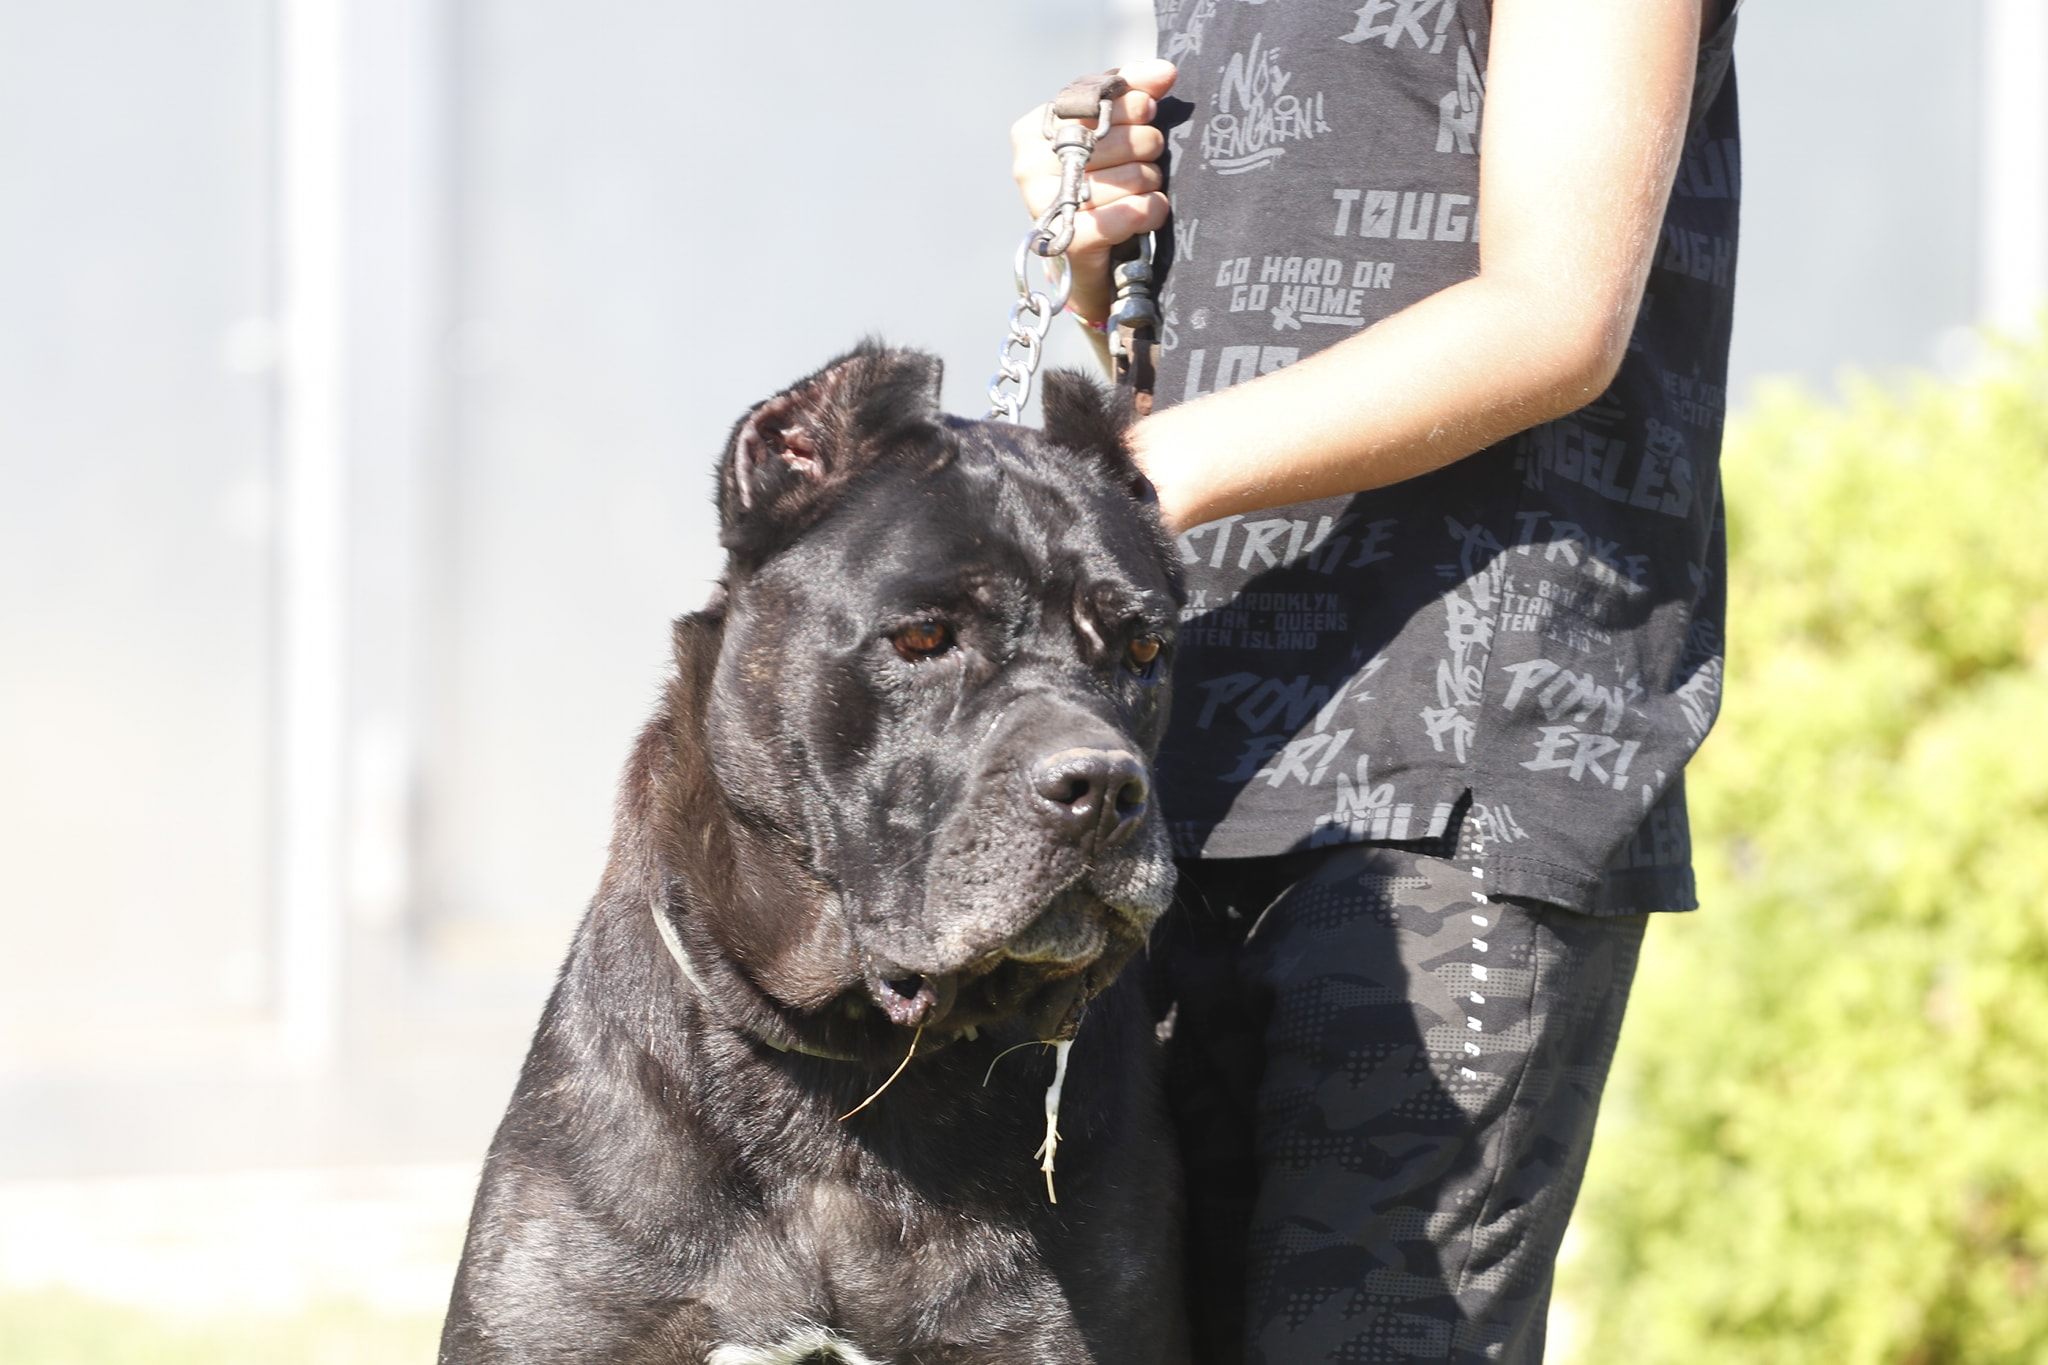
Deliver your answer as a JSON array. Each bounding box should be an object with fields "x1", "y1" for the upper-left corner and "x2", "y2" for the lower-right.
[{"x1": 1032, "y1": 94, "x2": 1115, "y2": 259}]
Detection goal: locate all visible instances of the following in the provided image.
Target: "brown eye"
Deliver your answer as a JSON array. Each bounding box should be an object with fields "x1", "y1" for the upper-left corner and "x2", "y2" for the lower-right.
[
  {"x1": 1126, "y1": 634, "x2": 1163, "y2": 672},
  {"x1": 892, "y1": 620, "x2": 953, "y2": 661}
]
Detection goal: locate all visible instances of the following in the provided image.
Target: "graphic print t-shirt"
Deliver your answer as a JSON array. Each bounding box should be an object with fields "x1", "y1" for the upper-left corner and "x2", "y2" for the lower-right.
[{"x1": 1147, "y1": 0, "x2": 1742, "y2": 912}]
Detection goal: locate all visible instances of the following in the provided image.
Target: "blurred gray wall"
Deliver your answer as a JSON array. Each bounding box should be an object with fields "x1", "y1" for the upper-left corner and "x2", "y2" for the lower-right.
[
  {"x1": 1731, "y1": 0, "x2": 1982, "y2": 391},
  {"x1": 2, "y1": 0, "x2": 2043, "y2": 1176},
  {"x1": 1, "y1": 4, "x2": 278, "y2": 1079}
]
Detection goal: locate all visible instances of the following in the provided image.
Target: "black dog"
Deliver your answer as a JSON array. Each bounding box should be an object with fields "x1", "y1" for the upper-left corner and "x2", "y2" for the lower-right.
[{"x1": 440, "y1": 345, "x2": 1188, "y2": 1364}]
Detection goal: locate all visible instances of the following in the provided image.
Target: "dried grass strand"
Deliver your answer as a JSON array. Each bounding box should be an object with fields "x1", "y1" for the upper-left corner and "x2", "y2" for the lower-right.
[
  {"x1": 837, "y1": 1024, "x2": 924, "y2": 1122},
  {"x1": 981, "y1": 1038, "x2": 1051, "y2": 1087}
]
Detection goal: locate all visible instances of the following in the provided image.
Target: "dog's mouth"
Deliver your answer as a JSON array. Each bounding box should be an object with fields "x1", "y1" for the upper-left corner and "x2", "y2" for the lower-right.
[
  {"x1": 860, "y1": 890, "x2": 1135, "y2": 1038},
  {"x1": 865, "y1": 969, "x2": 953, "y2": 1028},
  {"x1": 863, "y1": 964, "x2": 1095, "y2": 1041}
]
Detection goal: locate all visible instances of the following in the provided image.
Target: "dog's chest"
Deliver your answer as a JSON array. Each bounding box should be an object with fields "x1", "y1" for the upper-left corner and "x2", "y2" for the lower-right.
[{"x1": 695, "y1": 1177, "x2": 1063, "y2": 1361}]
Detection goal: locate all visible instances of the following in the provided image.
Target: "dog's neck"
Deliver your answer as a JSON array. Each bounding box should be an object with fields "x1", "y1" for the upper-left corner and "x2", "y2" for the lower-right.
[
  {"x1": 642, "y1": 885, "x2": 862, "y2": 1062},
  {"x1": 608, "y1": 607, "x2": 977, "y2": 1067}
]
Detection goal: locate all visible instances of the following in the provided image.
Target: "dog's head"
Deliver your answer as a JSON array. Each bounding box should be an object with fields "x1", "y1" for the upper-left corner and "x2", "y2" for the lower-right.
[{"x1": 685, "y1": 343, "x2": 1179, "y2": 1044}]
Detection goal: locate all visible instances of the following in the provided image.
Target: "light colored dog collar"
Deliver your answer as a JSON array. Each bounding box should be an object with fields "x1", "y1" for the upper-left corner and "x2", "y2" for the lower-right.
[{"x1": 647, "y1": 895, "x2": 859, "y2": 1062}]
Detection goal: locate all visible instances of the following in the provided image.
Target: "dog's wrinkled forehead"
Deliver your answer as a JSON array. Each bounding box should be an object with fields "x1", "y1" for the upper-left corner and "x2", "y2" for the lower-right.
[
  {"x1": 797, "y1": 423, "x2": 1170, "y2": 612},
  {"x1": 713, "y1": 342, "x2": 1175, "y2": 603}
]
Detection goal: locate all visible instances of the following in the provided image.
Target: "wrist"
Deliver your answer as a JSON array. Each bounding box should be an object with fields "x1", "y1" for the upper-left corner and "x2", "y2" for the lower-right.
[{"x1": 1063, "y1": 264, "x2": 1113, "y2": 332}]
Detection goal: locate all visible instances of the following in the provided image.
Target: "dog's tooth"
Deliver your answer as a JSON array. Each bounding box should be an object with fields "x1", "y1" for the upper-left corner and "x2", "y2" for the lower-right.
[{"x1": 961, "y1": 1025, "x2": 979, "y2": 1042}]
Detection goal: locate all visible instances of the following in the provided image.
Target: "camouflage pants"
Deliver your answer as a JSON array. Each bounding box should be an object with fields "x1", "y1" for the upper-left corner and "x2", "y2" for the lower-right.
[{"x1": 1149, "y1": 844, "x2": 1646, "y2": 1364}]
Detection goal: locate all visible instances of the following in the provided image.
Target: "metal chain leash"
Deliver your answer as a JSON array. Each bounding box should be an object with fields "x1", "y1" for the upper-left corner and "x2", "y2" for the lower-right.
[
  {"x1": 986, "y1": 75, "x2": 1161, "y2": 424},
  {"x1": 985, "y1": 222, "x2": 1075, "y2": 423}
]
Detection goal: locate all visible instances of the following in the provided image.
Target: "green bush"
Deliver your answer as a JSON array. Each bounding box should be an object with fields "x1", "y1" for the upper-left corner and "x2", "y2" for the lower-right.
[{"x1": 1564, "y1": 332, "x2": 2048, "y2": 1364}]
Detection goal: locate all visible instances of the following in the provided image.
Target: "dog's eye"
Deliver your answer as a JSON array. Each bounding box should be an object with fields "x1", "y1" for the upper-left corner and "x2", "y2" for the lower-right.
[
  {"x1": 891, "y1": 620, "x2": 954, "y2": 661},
  {"x1": 1125, "y1": 634, "x2": 1164, "y2": 674}
]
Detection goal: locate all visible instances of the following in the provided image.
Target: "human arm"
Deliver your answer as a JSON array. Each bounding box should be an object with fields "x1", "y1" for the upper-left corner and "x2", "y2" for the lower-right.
[{"x1": 1095, "y1": 1, "x2": 1705, "y2": 533}]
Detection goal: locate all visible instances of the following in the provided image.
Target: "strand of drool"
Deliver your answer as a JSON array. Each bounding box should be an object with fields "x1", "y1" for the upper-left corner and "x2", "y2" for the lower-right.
[{"x1": 1035, "y1": 1039, "x2": 1073, "y2": 1204}]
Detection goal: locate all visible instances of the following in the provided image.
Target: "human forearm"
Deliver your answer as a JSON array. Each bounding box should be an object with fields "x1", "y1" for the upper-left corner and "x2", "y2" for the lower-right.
[{"x1": 1127, "y1": 270, "x2": 1626, "y2": 534}]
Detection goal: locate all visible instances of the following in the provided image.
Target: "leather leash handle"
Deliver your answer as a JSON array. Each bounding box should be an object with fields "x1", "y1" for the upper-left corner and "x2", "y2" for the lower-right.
[
  {"x1": 1047, "y1": 70, "x2": 1130, "y2": 123},
  {"x1": 1116, "y1": 325, "x2": 1156, "y2": 416}
]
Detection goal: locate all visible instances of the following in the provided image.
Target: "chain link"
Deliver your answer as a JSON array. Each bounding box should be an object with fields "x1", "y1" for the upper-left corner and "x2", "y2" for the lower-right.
[{"x1": 986, "y1": 228, "x2": 1073, "y2": 422}]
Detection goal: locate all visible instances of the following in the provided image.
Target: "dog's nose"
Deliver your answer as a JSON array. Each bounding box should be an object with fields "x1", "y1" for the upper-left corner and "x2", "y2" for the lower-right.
[{"x1": 1028, "y1": 747, "x2": 1149, "y2": 849}]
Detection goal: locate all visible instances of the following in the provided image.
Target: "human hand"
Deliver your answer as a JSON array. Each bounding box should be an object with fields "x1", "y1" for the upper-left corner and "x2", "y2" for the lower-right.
[{"x1": 1009, "y1": 59, "x2": 1175, "y2": 328}]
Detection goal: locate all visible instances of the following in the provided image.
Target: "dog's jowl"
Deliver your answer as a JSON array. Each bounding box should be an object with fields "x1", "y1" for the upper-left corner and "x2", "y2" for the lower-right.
[{"x1": 440, "y1": 345, "x2": 1188, "y2": 1364}]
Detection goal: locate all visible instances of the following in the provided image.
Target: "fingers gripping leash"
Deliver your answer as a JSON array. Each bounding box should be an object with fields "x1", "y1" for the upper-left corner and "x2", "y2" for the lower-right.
[{"x1": 986, "y1": 71, "x2": 1161, "y2": 422}]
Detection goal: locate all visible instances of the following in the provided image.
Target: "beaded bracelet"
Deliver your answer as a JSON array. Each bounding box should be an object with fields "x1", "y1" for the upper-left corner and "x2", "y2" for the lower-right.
[{"x1": 1064, "y1": 305, "x2": 1109, "y2": 334}]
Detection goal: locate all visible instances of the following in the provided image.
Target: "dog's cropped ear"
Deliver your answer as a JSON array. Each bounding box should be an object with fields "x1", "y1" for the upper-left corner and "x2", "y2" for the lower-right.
[
  {"x1": 718, "y1": 343, "x2": 945, "y2": 557},
  {"x1": 1040, "y1": 369, "x2": 1156, "y2": 504}
]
